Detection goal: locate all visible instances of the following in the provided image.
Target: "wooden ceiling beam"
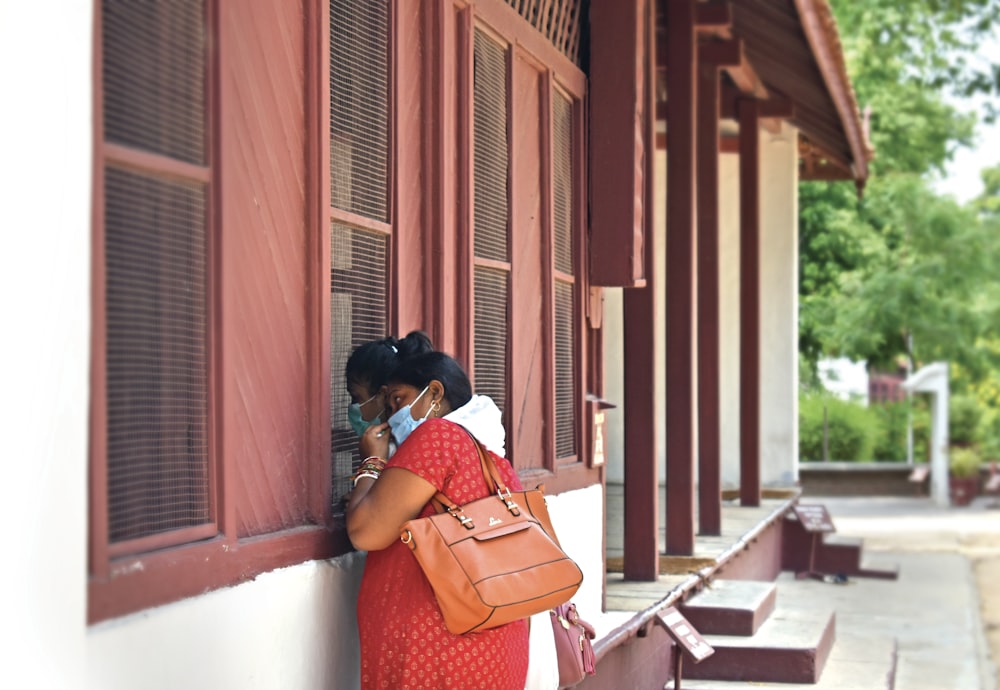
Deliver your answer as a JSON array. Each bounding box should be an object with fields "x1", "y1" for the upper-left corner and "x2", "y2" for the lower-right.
[{"x1": 695, "y1": 1, "x2": 732, "y2": 38}]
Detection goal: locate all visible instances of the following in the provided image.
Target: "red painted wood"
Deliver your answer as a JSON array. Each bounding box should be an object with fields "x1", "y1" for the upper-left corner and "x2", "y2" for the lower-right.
[
  {"x1": 665, "y1": 0, "x2": 697, "y2": 556},
  {"x1": 392, "y1": 0, "x2": 428, "y2": 337},
  {"x1": 622, "y1": 0, "x2": 658, "y2": 582},
  {"x1": 739, "y1": 99, "x2": 761, "y2": 507},
  {"x1": 588, "y1": 0, "x2": 646, "y2": 287},
  {"x1": 89, "y1": 0, "x2": 109, "y2": 580},
  {"x1": 509, "y1": 51, "x2": 547, "y2": 471},
  {"x1": 307, "y1": 0, "x2": 331, "y2": 523},
  {"x1": 219, "y1": 0, "x2": 313, "y2": 535},
  {"x1": 697, "y1": 62, "x2": 722, "y2": 536}
]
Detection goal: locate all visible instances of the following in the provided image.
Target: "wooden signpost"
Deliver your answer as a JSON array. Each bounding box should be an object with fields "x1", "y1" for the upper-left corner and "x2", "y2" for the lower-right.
[
  {"x1": 657, "y1": 606, "x2": 715, "y2": 689},
  {"x1": 793, "y1": 504, "x2": 836, "y2": 580}
]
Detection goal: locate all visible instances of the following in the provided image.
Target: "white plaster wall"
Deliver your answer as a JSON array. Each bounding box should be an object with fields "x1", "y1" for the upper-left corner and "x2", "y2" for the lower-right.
[
  {"x1": 603, "y1": 289, "x2": 626, "y2": 483},
  {"x1": 718, "y1": 154, "x2": 742, "y2": 489},
  {"x1": 88, "y1": 554, "x2": 366, "y2": 690},
  {"x1": 1, "y1": 3, "x2": 92, "y2": 687},
  {"x1": 759, "y1": 123, "x2": 800, "y2": 487},
  {"x1": 718, "y1": 124, "x2": 799, "y2": 489}
]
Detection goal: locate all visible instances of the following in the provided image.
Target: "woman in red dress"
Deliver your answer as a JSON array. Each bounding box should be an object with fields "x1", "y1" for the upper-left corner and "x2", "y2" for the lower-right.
[{"x1": 346, "y1": 352, "x2": 529, "y2": 689}]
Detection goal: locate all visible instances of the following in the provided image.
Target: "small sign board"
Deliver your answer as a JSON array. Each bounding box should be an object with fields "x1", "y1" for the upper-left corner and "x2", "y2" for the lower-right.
[
  {"x1": 793, "y1": 504, "x2": 836, "y2": 533},
  {"x1": 657, "y1": 607, "x2": 715, "y2": 662}
]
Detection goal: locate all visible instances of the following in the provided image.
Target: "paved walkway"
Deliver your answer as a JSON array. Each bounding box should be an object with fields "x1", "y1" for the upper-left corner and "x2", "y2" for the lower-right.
[
  {"x1": 682, "y1": 494, "x2": 1000, "y2": 690},
  {"x1": 792, "y1": 495, "x2": 999, "y2": 690}
]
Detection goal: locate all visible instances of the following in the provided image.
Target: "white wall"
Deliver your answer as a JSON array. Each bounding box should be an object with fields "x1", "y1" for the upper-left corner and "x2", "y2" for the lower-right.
[
  {"x1": 718, "y1": 124, "x2": 800, "y2": 489},
  {"x1": 758, "y1": 123, "x2": 800, "y2": 487},
  {"x1": 1, "y1": 3, "x2": 92, "y2": 687},
  {"x1": 719, "y1": 153, "x2": 742, "y2": 488},
  {"x1": 88, "y1": 555, "x2": 366, "y2": 690}
]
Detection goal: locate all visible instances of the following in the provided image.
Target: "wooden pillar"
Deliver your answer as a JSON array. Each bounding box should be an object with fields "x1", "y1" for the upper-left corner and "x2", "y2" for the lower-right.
[
  {"x1": 739, "y1": 99, "x2": 761, "y2": 507},
  {"x1": 696, "y1": 59, "x2": 721, "y2": 536},
  {"x1": 665, "y1": 0, "x2": 697, "y2": 555},
  {"x1": 620, "y1": 0, "x2": 658, "y2": 581}
]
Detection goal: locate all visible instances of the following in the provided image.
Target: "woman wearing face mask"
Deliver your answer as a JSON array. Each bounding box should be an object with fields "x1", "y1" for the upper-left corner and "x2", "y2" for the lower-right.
[
  {"x1": 346, "y1": 351, "x2": 527, "y2": 690},
  {"x1": 344, "y1": 330, "x2": 434, "y2": 447}
]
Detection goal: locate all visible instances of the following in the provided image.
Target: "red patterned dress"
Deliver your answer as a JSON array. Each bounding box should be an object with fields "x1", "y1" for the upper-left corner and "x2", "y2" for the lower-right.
[{"x1": 356, "y1": 418, "x2": 530, "y2": 689}]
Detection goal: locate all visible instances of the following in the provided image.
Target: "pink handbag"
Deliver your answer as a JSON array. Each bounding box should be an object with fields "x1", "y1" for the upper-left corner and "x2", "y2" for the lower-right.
[{"x1": 550, "y1": 602, "x2": 596, "y2": 687}]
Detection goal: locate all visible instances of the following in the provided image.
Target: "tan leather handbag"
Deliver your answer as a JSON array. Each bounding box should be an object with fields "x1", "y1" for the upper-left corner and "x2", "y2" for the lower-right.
[{"x1": 400, "y1": 434, "x2": 583, "y2": 635}]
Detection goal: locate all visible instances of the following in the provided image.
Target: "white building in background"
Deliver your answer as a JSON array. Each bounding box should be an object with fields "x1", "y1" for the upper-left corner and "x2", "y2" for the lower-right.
[{"x1": 818, "y1": 357, "x2": 869, "y2": 405}]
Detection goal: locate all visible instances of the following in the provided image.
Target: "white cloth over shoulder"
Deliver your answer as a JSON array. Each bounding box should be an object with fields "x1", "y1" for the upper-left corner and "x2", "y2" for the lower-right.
[
  {"x1": 524, "y1": 610, "x2": 560, "y2": 690},
  {"x1": 444, "y1": 394, "x2": 506, "y2": 458}
]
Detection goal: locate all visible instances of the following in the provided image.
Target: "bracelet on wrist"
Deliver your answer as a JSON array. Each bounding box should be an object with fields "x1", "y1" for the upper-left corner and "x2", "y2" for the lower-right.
[{"x1": 353, "y1": 470, "x2": 381, "y2": 487}]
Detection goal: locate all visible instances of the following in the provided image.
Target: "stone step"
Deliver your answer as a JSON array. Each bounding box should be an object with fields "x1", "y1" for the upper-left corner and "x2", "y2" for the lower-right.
[
  {"x1": 679, "y1": 605, "x2": 836, "y2": 684},
  {"x1": 679, "y1": 579, "x2": 777, "y2": 636}
]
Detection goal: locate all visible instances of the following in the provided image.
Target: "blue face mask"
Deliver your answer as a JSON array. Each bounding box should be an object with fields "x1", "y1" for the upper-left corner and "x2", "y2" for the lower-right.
[
  {"x1": 387, "y1": 386, "x2": 431, "y2": 446},
  {"x1": 347, "y1": 394, "x2": 384, "y2": 437}
]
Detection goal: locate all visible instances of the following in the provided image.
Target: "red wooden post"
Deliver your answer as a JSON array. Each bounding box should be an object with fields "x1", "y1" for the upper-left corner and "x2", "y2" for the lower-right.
[
  {"x1": 665, "y1": 0, "x2": 698, "y2": 555},
  {"x1": 696, "y1": 58, "x2": 721, "y2": 536},
  {"x1": 739, "y1": 98, "x2": 761, "y2": 507}
]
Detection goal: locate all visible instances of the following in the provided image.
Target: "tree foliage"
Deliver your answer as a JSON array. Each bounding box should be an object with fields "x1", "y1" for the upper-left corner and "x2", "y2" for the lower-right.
[{"x1": 800, "y1": 0, "x2": 1000, "y2": 388}]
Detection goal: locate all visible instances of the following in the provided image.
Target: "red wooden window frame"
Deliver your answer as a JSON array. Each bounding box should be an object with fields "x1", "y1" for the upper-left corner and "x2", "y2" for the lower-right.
[
  {"x1": 89, "y1": 0, "x2": 343, "y2": 624},
  {"x1": 466, "y1": 0, "x2": 598, "y2": 493}
]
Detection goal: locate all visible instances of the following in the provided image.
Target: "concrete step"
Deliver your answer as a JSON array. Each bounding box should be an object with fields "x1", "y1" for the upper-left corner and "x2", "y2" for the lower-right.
[
  {"x1": 679, "y1": 605, "x2": 836, "y2": 684},
  {"x1": 783, "y1": 517, "x2": 899, "y2": 581},
  {"x1": 679, "y1": 579, "x2": 776, "y2": 636}
]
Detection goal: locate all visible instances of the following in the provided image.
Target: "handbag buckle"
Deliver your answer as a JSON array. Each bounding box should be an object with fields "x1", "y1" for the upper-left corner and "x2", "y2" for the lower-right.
[
  {"x1": 497, "y1": 488, "x2": 521, "y2": 516},
  {"x1": 447, "y1": 506, "x2": 475, "y2": 530}
]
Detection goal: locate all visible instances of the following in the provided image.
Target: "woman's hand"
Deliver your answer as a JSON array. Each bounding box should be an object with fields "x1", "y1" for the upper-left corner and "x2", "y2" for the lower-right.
[{"x1": 359, "y1": 422, "x2": 391, "y2": 459}]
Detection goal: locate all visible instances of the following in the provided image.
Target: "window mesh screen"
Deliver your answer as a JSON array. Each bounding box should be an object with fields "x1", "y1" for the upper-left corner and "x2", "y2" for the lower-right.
[
  {"x1": 473, "y1": 31, "x2": 509, "y2": 263},
  {"x1": 554, "y1": 280, "x2": 576, "y2": 458},
  {"x1": 473, "y1": 29, "x2": 510, "y2": 421},
  {"x1": 330, "y1": 223, "x2": 388, "y2": 509},
  {"x1": 330, "y1": 0, "x2": 389, "y2": 221},
  {"x1": 105, "y1": 167, "x2": 210, "y2": 543},
  {"x1": 474, "y1": 267, "x2": 509, "y2": 415},
  {"x1": 552, "y1": 92, "x2": 574, "y2": 275},
  {"x1": 102, "y1": 0, "x2": 206, "y2": 165}
]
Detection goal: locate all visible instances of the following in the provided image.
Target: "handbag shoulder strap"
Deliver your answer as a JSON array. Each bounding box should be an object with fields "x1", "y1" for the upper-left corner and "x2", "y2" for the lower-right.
[{"x1": 429, "y1": 426, "x2": 508, "y2": 512}]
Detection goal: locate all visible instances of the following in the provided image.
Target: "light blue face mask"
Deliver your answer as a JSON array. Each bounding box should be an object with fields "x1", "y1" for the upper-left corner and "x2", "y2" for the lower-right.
[
  {"x1": 387, "y1": 385, "x2": 431, "y2": 445},
  {"x1": 347, "y1": 394, "x2": 384, "y2": 438}
]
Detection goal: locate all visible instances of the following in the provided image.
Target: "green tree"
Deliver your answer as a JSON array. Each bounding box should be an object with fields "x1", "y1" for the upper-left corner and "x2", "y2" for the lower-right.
[{"x1": 800, "y1": 1, "x2": 1000, "y2": 383}]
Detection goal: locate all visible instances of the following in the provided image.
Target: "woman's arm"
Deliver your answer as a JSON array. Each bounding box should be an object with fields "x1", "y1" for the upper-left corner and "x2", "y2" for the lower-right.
[{"x1": 346, "y1": 466, "x2": 437, "y2": 551}]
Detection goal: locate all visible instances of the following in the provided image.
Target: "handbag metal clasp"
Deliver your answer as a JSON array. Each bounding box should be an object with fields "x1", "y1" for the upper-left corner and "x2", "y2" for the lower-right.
[
  {"x1": 447, "y1": 506, "x2": 475, "y2": 529},
  {"x1": 497, "y1": 487, "x2": 521, "y2": 516}
]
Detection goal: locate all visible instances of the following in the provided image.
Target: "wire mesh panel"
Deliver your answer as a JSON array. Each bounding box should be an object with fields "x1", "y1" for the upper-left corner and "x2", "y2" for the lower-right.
[
  {"x1": 103, "y1": 0, "x2": 206, "y2": 165},
  {"x1": 554, "y1": 280, "x2": 576, "y2": 459},
  {"x1": 102, "y1": 0, "x2": 210, "y2": 544},
  {"x1": 552, "y1": 91, "x2": 574, "y2": 275},
  {"x1": 552, "y1": 90, "x2": 576, "y2": 460},
  {"x1": 330, "y1": 223, "x2": 388, "y2": 507},
  {"x1": 473, "y1": 29, "x2": 511, "y2": 420},
  {"x1": 330, "y1": 0, "x2": 389, "y2": 221},
  {"x1": 474, "y1": 267, "x2": 510, "y2": 415},
  {"x1": 473, "y1": 31, "x2": 510, "y2": 264},
  {"x1": 105, "y1": 168, "x2": 210, "y2": 543},
  {"x1": 329, "y1": 0, "x2": 391, "y2": 511}
]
